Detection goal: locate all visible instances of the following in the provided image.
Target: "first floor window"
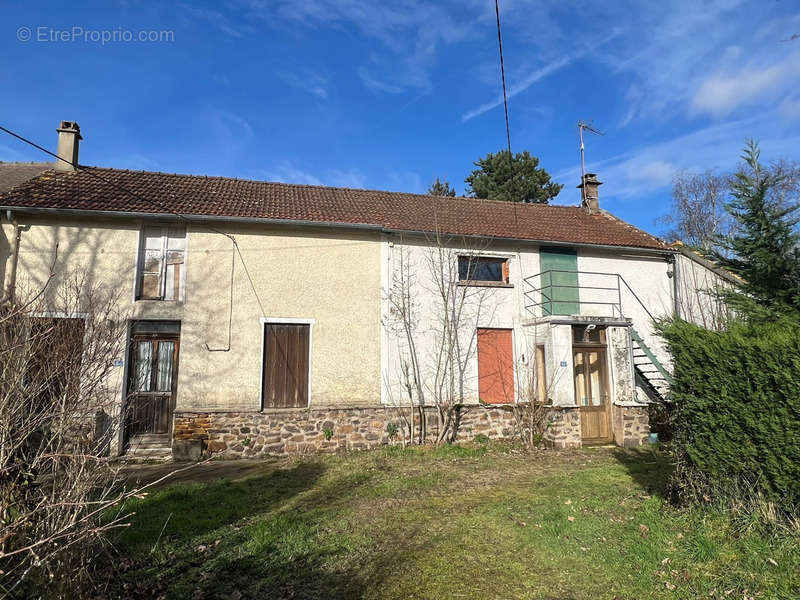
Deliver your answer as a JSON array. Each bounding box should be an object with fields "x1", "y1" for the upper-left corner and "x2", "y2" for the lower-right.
[
  {"x1": 458, "y1": 255, "x2": 509, "y2": 284},
  {"x1": 136, "y1": 225, "x2": 186, "y2": 301}
]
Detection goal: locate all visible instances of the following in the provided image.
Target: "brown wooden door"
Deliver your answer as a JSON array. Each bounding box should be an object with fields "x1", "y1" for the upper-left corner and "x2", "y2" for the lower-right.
[
  {"x1": 263, "y1": 323, "x2": 310, "y2": 408},
  {"x1": 477, "y1": 328, "x2": 515, "y2": 404},
  {"x1": 574, "y1": 348, "x2": 611, "y2": 442},
  {"x1": 126, "y1": 335, "x2": 179, "y2": 436}
]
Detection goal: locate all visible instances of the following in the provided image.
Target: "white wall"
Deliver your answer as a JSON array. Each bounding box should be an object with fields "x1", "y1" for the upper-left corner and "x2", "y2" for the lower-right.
[
  {"x1": 675, "y1": 251, "x2": 732, "y2": 329},
  {"x1": 381, "y1": 236, "x2": 677, "y2": 408}
]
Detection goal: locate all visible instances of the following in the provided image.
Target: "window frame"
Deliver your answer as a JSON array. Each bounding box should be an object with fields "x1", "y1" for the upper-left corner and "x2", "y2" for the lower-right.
[
  {"x1": 258, "y1": 317, "x2": 315, "y2": 410},
  {"x1": 457, "y1": 255, "x2": 512, "y2": 287},
  {"x1": 134, "y1": 224, "x2": 187, "y2": 302}
]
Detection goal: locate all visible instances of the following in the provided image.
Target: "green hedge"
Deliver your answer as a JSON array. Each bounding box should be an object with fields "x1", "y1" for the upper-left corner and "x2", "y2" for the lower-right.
[{"x1": 658, "y1": 318, "x2": 800, "y2": 507}]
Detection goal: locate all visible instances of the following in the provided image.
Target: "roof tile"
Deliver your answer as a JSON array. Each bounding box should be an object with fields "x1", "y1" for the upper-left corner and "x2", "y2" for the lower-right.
[{"x1": 0, "y1": 167, "x2": 669, "y2": 250}]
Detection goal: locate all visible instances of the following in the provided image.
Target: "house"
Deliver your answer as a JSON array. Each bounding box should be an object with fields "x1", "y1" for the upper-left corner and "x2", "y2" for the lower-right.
[{"x1": 0, "y1": 121, "x2": 728, "y2": 457}]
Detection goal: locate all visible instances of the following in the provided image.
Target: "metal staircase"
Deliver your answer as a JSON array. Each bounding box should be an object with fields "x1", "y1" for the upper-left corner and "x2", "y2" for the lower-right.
[
  {"x1": 522, "y1": 269, "x2": 674, "y2": 404},
  {"x1": 630, "y1": 327, "x2": 673, "y2": 403}
]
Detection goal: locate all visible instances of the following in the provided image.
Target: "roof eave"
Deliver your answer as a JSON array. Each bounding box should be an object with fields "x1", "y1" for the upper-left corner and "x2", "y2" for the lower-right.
[{"x1": 0, "y1": 205, "x2": 674, "y2": 254}]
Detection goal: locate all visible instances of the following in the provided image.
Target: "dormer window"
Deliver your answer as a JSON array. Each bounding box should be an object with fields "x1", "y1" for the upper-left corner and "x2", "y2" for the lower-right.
[{"x1": 136, "y1": 225, "x2": 186, "y2": 301}]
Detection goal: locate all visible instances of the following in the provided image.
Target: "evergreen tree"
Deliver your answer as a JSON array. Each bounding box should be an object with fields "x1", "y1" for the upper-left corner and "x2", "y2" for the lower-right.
[
  {"x1": 465, "y1": 150, "x2": 562, "y2": 204},
  {"x1": 714, "y1": 141, "x2": 800, "y2": 317},
  {"x1": 428, "y1": 177, "x2": 456, "y2": 197}
]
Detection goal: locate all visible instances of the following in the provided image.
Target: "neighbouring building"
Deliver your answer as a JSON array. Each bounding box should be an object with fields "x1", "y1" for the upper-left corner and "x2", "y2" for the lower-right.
[{"x1": 0, "y1": 122, "x2": 728, "y2": 458}]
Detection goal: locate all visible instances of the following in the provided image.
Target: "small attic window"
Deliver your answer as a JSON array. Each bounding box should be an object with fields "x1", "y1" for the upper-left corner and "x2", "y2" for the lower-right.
[
  {"x1": 457, "y1": 256, "x2": 510, "y2": 285},
  {"x1": 136, "y1": 225, "x2": 186, "y2": 301}
]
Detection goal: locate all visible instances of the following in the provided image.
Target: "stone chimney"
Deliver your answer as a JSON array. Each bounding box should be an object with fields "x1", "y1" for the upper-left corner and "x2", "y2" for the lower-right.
[
  {"x1": 578, "y1": 173, "x2": 602, "y2": 213},
  {"x1": 55, "y1": 121, "x2": 82, "y2": 171}
]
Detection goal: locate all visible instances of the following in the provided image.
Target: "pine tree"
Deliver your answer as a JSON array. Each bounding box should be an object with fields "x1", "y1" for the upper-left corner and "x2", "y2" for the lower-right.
[
  {"x1": 714, "y1": 141, "x2": 800, "y2": 317},
  {"x1": 465, "y1": 150, "x2": 562, "y2": 204},
  {"x1": 428, "y1": 178, "x2": 456, "y2": 197}
]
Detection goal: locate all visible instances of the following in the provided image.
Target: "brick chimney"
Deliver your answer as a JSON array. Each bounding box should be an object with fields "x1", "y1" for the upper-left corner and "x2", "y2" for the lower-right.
[
  {"x1": 578, "y1": 173, "x2": 602, "y2": 213},
  {"x1": 55, "y1": 121, "x2": 82, "y2": 171}
]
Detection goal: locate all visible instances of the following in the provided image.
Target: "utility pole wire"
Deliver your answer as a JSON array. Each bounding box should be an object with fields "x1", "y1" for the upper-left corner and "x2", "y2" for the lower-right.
[{"x1": 494, "y1": 0, "x2": 520, "y2": 227}]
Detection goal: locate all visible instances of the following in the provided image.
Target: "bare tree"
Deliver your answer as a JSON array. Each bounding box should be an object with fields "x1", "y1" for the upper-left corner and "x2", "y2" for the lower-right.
[
  {"x1": 384, "y1": 233, "x2": 494, "y2": 444},
  {"x1": 766, "y1": 158, "x2": 800, "y2": 210},
  {"x1": 659, "y1": 170, "x2": 730, "y2": 251},
  {"x1": 0, "y1": 270, "x2": 180, "y2": 597},
  {"x1": 660, "y1": 159, "x2": 800, "y2": 254}
]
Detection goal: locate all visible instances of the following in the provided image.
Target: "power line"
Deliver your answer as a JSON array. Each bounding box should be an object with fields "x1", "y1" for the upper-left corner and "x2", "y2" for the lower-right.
[
  {"x1": 0, "y1": 123, "x2": 268, "y2": 338},
  {"x1": 493, "y1": 0, "x2": 520, "y2": 227},
  {"x1": 494, "y1": 0, "x2": 513, "y2": 163}
]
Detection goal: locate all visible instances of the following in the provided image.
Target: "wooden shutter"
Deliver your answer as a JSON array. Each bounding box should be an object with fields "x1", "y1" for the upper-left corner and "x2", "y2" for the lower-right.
[
  {"x1": 263, "y1": 323, "x2": 310, "y2": 408},
  {"x1": 477, "y1": 328, "x2": 515, "y2": 404},
  {"x1": 539, "y1": 248, "x2": 579, "y2": 315}
]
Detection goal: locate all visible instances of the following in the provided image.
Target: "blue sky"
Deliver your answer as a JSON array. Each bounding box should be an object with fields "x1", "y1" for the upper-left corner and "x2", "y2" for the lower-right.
[{"x1": 1, "y1": 1, "x2": 799, "y2": 233}]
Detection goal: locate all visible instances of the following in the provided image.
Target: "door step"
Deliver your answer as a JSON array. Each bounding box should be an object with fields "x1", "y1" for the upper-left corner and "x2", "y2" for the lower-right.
[{"x1": 126, "y1": 435, "x2": 172, "y2": 461}]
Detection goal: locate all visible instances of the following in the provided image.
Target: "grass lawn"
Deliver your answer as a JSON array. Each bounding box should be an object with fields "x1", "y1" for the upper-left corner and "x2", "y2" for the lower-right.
[{"x1": 112, "y1": 444, "x2": 799, "y2": 599}]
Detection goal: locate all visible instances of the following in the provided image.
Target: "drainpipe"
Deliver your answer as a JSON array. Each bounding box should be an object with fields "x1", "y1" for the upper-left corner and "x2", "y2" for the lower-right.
[
  {"x1": 3, "y1": 210, "x2": 21, "y2": 306},
  {"x1": 669, "y1": 254, "x2": 680, "y2": 318}
]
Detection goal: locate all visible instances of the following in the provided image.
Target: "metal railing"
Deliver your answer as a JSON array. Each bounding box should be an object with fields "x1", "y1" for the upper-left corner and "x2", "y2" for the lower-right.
[{"x1": 522, "y1": 270, "x2": 657, "y2": 321}]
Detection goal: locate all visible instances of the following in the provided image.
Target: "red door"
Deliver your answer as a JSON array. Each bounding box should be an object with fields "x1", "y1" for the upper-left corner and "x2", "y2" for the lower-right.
[{"x1": 477, "y1": 328, "x2": 515, "y2": 404}]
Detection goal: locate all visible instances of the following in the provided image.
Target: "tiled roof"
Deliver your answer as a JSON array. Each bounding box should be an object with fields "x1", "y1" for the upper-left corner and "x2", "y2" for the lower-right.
[
  {"x1": 0, "y1": 166, "x2": 670, "y2": 250},
  {"x1": 0, "y1": 162, "x2": 54, "y2": 193}
]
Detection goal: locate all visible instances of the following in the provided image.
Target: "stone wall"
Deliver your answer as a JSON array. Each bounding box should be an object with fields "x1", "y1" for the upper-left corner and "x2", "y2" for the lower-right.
[
  {"x1": 542, "y1": 407, "x2": 582, "y2": 449},
  {"x1": 612, "y1": 405, "x2": 650, "y2": 447},
  {"x1": 172, "y1": 403, "x2": 646, "y2": 458},
  {"x1": 173, "y1": 404, "x2": 521, "y2": 459}
]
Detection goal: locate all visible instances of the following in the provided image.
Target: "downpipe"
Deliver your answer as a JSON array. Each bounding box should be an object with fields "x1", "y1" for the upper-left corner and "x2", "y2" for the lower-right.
[{"x1": 2, "y1": 209, "x2": 21, "y2": 306}]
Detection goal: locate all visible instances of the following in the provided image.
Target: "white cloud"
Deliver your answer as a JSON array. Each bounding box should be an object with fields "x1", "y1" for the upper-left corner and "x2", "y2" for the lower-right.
[
  {"x1": 357, "y1": 67, "x2": 406, "y2": 95},
  {"x1": 386, "y1": 170, "x2": 423, "y2": 193},
  {"x1": 553, "y1": 112, "x2": 800, "y2": 203},
  {"x1": 180, "y1": 4, "x2": 243, "y2": 37},
  {"x1": 691, "y1": 51, "x2": 800, "y2": 117},
  {"x1": 240, "y1": 0, "x2": 475, "y2": 95},
  {"x1": 461, "y1": 56, "x2": 572, "y2": 121},
  {"x1": 779, "y1": 96, "x2": 800, "y2": 119},
  {"x1": 260, "y1": 162, "x2": 366, "y2": 189},
  {"x1": 282, "y1": 69, "x2": 331, "y2": 100}
]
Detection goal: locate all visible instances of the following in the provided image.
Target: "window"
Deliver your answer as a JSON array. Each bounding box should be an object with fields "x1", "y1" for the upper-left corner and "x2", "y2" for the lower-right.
[
  {"x1": 572, "y1": 325, "x2": 606, "y2": 345},
  {"x1": 136, "y1": 225, "x2": 186, "y2": 301},
  {"x1": 458, "y1": 256, "x2": 509, "y2": 284}
]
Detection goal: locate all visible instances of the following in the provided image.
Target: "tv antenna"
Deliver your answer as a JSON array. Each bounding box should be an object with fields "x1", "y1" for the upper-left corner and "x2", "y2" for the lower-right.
[{"x1": 578, "y1": 120, "x2": 604, "y2": 201}]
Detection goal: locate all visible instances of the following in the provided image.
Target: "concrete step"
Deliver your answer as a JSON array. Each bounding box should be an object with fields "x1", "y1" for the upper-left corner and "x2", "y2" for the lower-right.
[{"x1": 126, "y1": 435, "x2": 173, "y2": 461}]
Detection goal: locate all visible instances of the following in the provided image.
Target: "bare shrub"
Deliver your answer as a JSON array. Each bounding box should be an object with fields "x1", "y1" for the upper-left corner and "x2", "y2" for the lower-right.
[{"x1": 0, "y1": 271, "x2": 166, "y2": 597}]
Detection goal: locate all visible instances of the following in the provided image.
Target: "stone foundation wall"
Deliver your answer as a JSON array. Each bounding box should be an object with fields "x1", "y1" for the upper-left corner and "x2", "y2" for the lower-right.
[
  {"x1": 612, "y1": 405, "x2": 650, "y2": 447},
  {"x1": 173, "y1": 404, "x2": 521, "y2": 459},
  {"x1": 542, "y1": 407, "x2": 582, "y2": 449},
  {"x1": 173, "y1": 404, "x2": 646, "y2": 458}
]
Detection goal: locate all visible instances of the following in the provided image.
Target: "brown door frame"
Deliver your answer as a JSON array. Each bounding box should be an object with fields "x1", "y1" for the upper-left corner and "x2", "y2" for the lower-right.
[
  {"x1": 125, "y1": 327, "x2": 180, "y2": 444},
  {"x1": 572, "y1": 329, "x2": 612, "y2": 443}
]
